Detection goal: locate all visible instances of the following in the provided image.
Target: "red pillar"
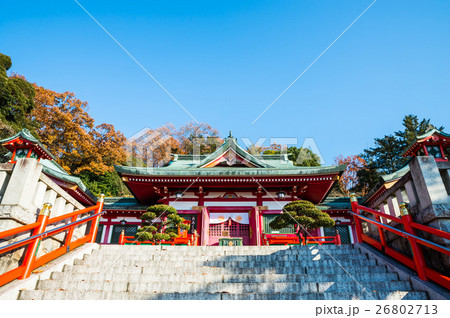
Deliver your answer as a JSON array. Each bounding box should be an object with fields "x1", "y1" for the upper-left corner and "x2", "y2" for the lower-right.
[
  {"x1": 89, "y1": 194, "x2": 105, "y2": 243},
  {"x1": 350, "y1": 193, "x2": 363, "y2": 243},
  {"x1": 200, "y1": 207, "x2": 209, "y2": 246},
  {"x1": 249, "y1": 206, "x2": 261, "y2": 246},
  {"x1": 336, "y1": 232, "x2": 341, "y2": 245},
  {"x1": 399, "y1": 203, "x2": 427, "y2": 281}
]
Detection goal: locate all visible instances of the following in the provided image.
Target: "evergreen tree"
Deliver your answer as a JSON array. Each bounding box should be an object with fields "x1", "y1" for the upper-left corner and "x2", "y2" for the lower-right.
[
  {"x1": 269, "y1": 200, "x2": 335, "y2": 244},
  {"x1": 135, "y1": 204, "x2": 189, "y2": 244},
  {"x1": 0, "y1": 53, "x2": 36, "y2": 131},
  {"x1": 288, "y1": 146, "x2": 321, "y2": 166},
  {"x1": 395, "y1": 115, "x2": 444, "y2": 150},
  {"x1": 363, "y1": 135, "x2": 405, "y2": 174},
  {"x1": 263, "y1": 146, "x2": 321, "y2": 167},
  {"x1": 360, "y1": 115, "x2": 444, "y2": 191},
  {"x1": 79, "y1": 170, "x2": 130, "y2": 197},
  {"x1": 354, "y1": 161, "x2": 380, "y2": 194}
]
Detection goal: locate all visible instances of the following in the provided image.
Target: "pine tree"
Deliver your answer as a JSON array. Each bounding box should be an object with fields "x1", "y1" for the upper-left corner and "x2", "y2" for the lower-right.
[
  {"x1": 269, "y1": 200, "x2": 335, "y2": 244},
  {"x1": 363, "y1": 135, "x2": 405, "y2": 174},
  {"x1": 135, "y1": 204, "x2": 189, "y2": 244},
  {"x1": 395, "y1": 115, "x2": 444, "y2": 150},
  {"x1": 360, "y1": 115, "x2": 445, "y2": 191}
]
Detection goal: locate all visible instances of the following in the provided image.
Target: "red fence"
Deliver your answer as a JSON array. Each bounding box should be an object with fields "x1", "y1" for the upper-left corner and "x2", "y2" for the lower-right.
[
  {"x1": 119, "y1": 232, "x2": 199, "y2": 246},
  {"x1": 262, "y1": 233, "x2": 341, "y2": 246},
  {"x1": 350, "y1": 194, "x2": 450, "y2": 290},
  {"x1": 0, "y1": 196, "x2": 104, "y2": 287}
]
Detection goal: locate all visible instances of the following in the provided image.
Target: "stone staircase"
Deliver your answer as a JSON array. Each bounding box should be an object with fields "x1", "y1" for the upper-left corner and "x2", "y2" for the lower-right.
[{"x1": 18, "y1": 244, "x2": 429, "y2": 300}]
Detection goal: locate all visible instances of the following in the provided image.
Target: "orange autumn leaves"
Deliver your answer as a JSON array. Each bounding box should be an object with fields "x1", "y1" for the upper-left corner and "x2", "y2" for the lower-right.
[
  {"x1": 31, "y1": 84, "x2": 126, "y2": 174},
  {"x1": 31, "y1": 83, "x2": 221, "y2": 174},
  {"x1": 128, "y1": 122, "x2": 221, "y2": 167},
  {"x1": 334, "y1": 155, "x2": 369, "y2": 196}
]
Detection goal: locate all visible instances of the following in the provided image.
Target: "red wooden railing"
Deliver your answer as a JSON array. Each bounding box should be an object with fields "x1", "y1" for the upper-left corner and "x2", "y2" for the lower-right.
[
  {"x1": 350, "y1": 193, "x2": 450, "y2": 290},
  {"x1": 262, "y1": 233, "x2": 341, "y2": 246},
  {"x1": 119, "y1": 232, "x2": 199, "y2": 246},
  {"x1": 0, "y1": 195, "x2": 104, "y2": 287},
  {"x1": 119, "y1": 219, "x2": 198, "y2": 246}
]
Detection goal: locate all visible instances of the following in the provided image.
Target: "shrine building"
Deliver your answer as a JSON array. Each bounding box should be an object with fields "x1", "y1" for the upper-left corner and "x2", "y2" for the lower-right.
[{"x1": 98, "y1": 134, "x2": 354, "y2": 245}]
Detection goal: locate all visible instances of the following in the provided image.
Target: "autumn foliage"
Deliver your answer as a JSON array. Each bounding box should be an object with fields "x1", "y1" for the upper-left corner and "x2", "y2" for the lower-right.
[
  {"x1": 334, "y1": 155, "x2": 368, "y2": 196},
  {"x1": 127, "y1": 122, "x2": 221, "y2": 167},
  {"x1": 31, "y1": 84, "x2": 126, "y2": 175}
]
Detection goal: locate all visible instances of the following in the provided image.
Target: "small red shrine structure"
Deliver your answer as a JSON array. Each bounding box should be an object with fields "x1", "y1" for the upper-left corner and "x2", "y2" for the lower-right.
[
  {"x1": 0, "y1": 129, "x2": 97, "y2": 206},
  {"x1": 402, "y1": 129, "x2": 450, "y2": 162}
]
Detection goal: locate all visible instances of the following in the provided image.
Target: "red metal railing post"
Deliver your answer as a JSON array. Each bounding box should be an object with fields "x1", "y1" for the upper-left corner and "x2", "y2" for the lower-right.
[
  {"x1": 89, "y1": 194, "x2": 104, "y2": 243},
  {"x1": 375, "y1": 215, "x2": 387, "y2": 249},
  {"x1": 399, "y1": 203, "x2": 427, "y2": 281},
  {"x1": 19, "y1": 203, "x2": 52, "y2": 280},
  {"x1": 350, "y1": 193, "x2": 363, "y2": 243},
  {"x1": 336, "y1": 233, "x2": 341, "y2": 245},
  {"x1": 64, "y1": 215, "x2": 78, "y2": 248},
  {"x1": 119, "y1": 230, "x2": 125, "y2": 245}
]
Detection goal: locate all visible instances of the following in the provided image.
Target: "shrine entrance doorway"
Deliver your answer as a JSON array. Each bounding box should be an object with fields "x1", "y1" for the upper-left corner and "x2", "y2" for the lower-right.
[{"x1": 208, "y1": 213, "x2": 250, "y2": 245}]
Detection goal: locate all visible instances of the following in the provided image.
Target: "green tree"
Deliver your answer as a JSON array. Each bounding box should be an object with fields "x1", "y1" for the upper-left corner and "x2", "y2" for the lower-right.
[
  {"x1": 288, "y1": 147, "x2": 321, "y2": 166},
  {"x1": 269, "y1": 200, "x2": 335, "y2": 244},
  {"x1": 360, "y1": 115, "x2": 445, "y2": 191},
  {"x1": 135, "y1": 204, "x2": 190, "y2": 244},
  {"x1": 263, "y1": 146, "x2": 321, "y2": 167},
  {"x1": 354, "y1": 161, "x2": 380, "y2": 195},
  {"x1": 79, "y1": 170, "x2": 130, "y2": 197},
  {"x1": 363, "y1": 135, "x2": 404, "y2": 174},
  {"x1": 0, "y1": 53, "x2": 36, "y2": 131},
  {"x1": 395, "y1": 114, "x2": 444, "y2": 147}
]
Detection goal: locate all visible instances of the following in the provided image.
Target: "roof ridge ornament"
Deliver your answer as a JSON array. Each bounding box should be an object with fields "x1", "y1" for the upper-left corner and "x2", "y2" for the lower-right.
[{"x1": 228, "y1": 130, "x2": 232, "y2": 138}]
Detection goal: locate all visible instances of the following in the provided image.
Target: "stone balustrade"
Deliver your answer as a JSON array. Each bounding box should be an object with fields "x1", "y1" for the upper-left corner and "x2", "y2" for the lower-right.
[
  {"x1": 364, "y1": 156, "x2": 450, "y2": 274},
  {"x1": 0, "y1": 158, "x2": 90, "y2": 275}
]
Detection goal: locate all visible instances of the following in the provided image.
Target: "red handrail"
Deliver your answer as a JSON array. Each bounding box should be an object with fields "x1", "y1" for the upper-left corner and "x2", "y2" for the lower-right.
[
  {"x1": 262, "y1": 233, "x2": 342, "y2": 246},
  {"x1": 0, "y1": 195, "x2": 104, "y2": 287},
  {"x1": 119, "y1": 232, "x2": 199, "y2": 246},
  {"x1": 0, "y1": 221, "x2": 41, "y2": 240},
  {"x1": 350, "y1": 194, "x2": 450, "y2": 290}
]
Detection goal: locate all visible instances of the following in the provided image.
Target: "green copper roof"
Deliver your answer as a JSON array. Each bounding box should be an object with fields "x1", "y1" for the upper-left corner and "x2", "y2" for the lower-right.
[
  {"x1": 381, "y1": 164, "x2": 410, "y2": 183},
  {"x1": 317, "y1": 197, "x2": 354, "y2": 210},
  {"x1": 197, "y1": 136, "x2": 273, "y2": 168},
  {"x1": 416, "y1": 128, "x2": 450, "y2": 140},
  {"x1": 115, "y1": 163, "x2": 346, "y2": 177},
  {"x1": 40, "y1": 159, "x2": 97, "y2": 202},
  {"x1": 0, "y1": 129, "x2": 56, "y2": 161},
  {"x1": 104, "y1": 197, "x2": 146, "y2": 210},
  {"x1": 116, "y1": 135, "x2": 346, "y2": 177}
]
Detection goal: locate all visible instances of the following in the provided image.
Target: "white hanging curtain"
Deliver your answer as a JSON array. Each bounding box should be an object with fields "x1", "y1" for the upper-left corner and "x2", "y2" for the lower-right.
[{"x1": 209, "y1": 213, "x2": 249, "y2": 225}]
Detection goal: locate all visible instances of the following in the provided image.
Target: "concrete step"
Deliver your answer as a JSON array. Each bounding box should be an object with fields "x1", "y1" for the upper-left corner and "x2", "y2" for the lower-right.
[
  {"x1": 17, "y1": 243, "x2": 430, "y2": 300},
  {"x1": 36, "y1": 280, "x2": 412, "y2": 294},
  {"x1": 99, "y1": 244, "x2": 357, "y2": 250},
  {"x1": 63, "y1": 264, "x2": 387, "y2": 275},
  {"x1": 95, "y1": 246, "x2": 360, "y2": 256},
  {"x1": 19, "y1": 289, "x2": 428, "y2": 300},
  {"x1": 49, "y1": 271, "x2": 399, "y2": 283},
  {"x1": 73, "y1": 258, "x2": 377, "y2": 268},
  {"x1": 82, "y1": 253, "x2": 366, "y2": 262}
]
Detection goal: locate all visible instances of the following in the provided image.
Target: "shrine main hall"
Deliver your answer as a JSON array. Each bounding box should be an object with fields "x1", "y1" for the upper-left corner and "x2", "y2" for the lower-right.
[{"x1": 98, "y1": 134, "x2": 354, "y2": 245}]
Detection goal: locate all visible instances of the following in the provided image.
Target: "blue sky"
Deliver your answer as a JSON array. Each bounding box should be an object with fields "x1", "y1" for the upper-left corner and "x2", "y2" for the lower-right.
[{"x1": 1, "y1": 0, "x2": 449, "y2": 164}]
